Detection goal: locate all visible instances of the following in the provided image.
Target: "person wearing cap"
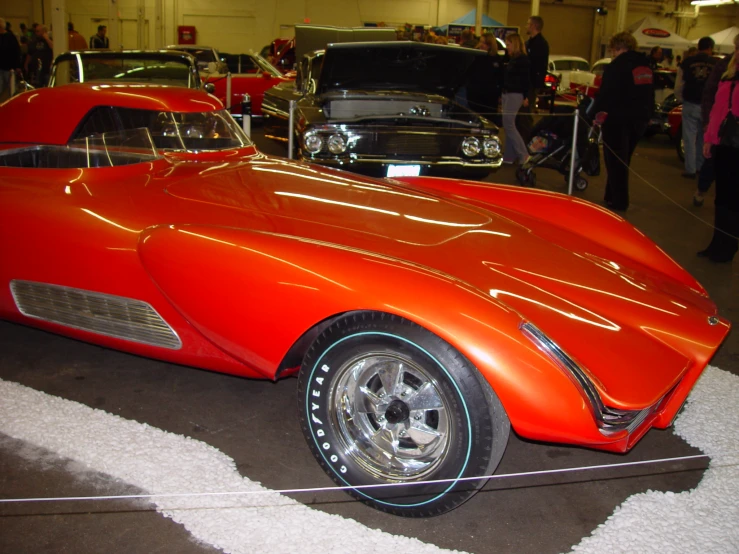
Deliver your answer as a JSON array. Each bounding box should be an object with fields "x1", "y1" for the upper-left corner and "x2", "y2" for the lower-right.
[
  {"x1": 675, "y1": 37, "x2": 716, "y2": 180},
  {"x1": 592, "y1": 32, "x2": 655, "y2": 212}
]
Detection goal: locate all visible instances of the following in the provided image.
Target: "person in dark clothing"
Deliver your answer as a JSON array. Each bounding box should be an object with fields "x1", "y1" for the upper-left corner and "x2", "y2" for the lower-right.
[
  {"x1": 0, "y1": 17, "x2": 22, "y2": 99},
  {"x1": 25, "y1": 24, "x2": 53, "y2": 87},
  {"x1": 648, "y1": 46, "x2": 663, "y2": 71},
  {"x1": 592, "y1": 32, "x2": 655, "y2": 212},
  {"x1": 501, "y1": 33, "x2": 531, "y2": 164},
  {"x1": 676, "y1": 37, "x2": 716, "y2": 179},
  {"x1": 694, "y1": 52, "x2": 731, "y2": 206},
  {"x1": 90, "y1": 25, "x2": 109, "y2": 49},
  {"x1": 525, "y1": 16, "x2": 549, "y2": 107},
  {"x1": 698, "y1": 41, "x2": 739, "y2": 263}
]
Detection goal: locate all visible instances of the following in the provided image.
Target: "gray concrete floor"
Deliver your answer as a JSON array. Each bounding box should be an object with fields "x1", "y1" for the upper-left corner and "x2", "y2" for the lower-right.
[{"x1": 0, "y1": 125, "x2": 736, "y2": 554}]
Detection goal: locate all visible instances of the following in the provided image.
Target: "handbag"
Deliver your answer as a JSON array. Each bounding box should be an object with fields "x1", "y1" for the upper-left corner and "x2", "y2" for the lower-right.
[{"x1": 718, "y1": 79, "x2": 739, "y2": 149}]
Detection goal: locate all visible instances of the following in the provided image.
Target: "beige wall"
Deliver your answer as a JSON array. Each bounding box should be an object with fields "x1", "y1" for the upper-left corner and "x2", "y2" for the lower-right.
[
  {"x1": 1, "y1": 0, "x2": 735, "y2": 60},
  {"x1": 508, "y1": 2, "x2": 596, "y2": 60}
]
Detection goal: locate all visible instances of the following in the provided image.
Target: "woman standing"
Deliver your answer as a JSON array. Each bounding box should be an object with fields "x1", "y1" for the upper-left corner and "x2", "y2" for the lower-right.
[
  {"x1": 699, "y1": 36, "x2": 739, "y2": 263},
  {"x1": 501, "y1": 33, "x2": 530, "y2": 165}
]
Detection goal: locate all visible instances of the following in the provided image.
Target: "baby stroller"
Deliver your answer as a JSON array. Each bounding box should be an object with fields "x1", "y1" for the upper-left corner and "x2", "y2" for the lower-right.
[{"x1": 515, "y1": 96, "x2": 601, "y2": 191}]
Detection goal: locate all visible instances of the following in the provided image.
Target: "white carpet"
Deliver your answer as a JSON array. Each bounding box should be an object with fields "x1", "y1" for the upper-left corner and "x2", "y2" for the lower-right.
[
  {"x1": 0, "y1": 366, "x2": 737, "y2": 554},
  {"x1": 569, "y1": 365, "x2": 739, "y2": 553}
]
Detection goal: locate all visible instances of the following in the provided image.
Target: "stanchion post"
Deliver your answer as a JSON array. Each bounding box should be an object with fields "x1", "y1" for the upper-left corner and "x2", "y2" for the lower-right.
[
  {"x1": 567, "y1": 109, "x2": 580, "y2": 196},
  {"x1": 240, "y1": 93, "x2": 251, "y2": 138},
  {"x1": 226, "y1": 72, "x2": 232, "y2": 110},
  {"x1": 288, "y1": 100, "x2": 296, "y2": 160}
]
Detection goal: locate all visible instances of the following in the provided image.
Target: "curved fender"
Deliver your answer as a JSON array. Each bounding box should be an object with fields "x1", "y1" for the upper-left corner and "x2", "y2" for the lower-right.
[
  {"x1": 137, "y1": 223, "x2": 603, "y2": 445},
  {"x1": 396, "y1": 177, "x2": 706, "y2": 295}
]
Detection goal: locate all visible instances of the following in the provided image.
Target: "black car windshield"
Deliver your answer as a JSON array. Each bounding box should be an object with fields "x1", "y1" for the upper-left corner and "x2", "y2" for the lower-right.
[{"x1": 51, "y1": 53, "x2": 196, "y2": 88}]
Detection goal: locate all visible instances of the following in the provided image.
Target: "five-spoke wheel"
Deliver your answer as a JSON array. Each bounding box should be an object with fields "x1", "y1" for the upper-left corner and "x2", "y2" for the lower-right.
[{"x1": 297, "y1": 312, "x2": 510, "y2": 517}]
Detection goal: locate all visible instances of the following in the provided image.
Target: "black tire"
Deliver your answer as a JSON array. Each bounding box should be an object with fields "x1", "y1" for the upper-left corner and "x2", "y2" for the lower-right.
[
  {"x1": 575, "y1": 176, "x2": 588, "y2": 191},
  {"x1": 297, "y1": 312, "x2": 510, "y2": 517}
]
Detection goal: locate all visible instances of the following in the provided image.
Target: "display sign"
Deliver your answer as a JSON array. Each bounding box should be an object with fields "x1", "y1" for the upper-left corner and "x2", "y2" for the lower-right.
[{"x1": 642, "y1": 28, "x2": 671, "y2": 38}]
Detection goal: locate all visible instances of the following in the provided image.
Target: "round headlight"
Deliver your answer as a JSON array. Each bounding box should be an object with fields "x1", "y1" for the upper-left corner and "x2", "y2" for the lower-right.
[
  {"x1": 483, "y1": 137, "x2": 501, "y2": 158},
  {"x1": 462, "y1": 137, "x2": 481, "y2": 157},
  {"x1": 327, "y1": 134, "x2": 347, "y2": 154},
  {"x1": 303, "y1": 132, "x2": 323, "y2": 154}
]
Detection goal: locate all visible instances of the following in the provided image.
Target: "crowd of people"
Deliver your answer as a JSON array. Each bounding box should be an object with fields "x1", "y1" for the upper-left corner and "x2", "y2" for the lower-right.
[{"x1": 0, "y1": 18, "x2": 109, "y2": 94}]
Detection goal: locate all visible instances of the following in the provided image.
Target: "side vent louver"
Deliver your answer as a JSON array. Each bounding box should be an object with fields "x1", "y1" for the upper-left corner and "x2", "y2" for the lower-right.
[{"x1": 10, "y1": 280, "x2": 182, "y2": 350}]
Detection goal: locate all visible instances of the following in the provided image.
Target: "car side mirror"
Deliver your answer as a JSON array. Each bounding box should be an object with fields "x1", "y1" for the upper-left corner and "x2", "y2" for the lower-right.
[{"x1": 203, "y1": 82, "x2": 215, "y2": 94}]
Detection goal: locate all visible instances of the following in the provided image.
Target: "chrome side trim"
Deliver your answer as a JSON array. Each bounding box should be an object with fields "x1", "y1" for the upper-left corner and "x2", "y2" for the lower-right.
[
  {"x1": 10, "y1": 280, "x2": 182, "y2": 350},
  {"x1": 520, "y1": 321, "x2": 652, "y2": 435}
]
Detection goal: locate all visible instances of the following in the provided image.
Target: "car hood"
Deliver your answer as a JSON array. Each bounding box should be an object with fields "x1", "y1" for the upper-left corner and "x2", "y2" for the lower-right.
[
  {"x1": 164, "y1": 158, "x2": 726, "y2": 409},
  {"x1": 318, "y1": 42, "x2": 488, "y2": 98}
]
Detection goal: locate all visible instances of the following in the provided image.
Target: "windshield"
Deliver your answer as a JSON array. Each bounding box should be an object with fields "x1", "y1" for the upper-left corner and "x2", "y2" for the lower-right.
[
  {"x1": 67, "y1": 128, "x2": 160, "y2": 166},
  {"x1": 73, "y1": 107, "x2": 252, "y2": 152},
  {"x1": 150, "y1": 110, "x2": 251, "y2": 151},
  {"x1": 553, "y1": 59, "x2": 591, "y2": 72},
  {"x1": 184, "y1": 48, "x2": 217, "y2": 65},
  {"x1": 51, "y1": 54, "x2": 197, "y2": 88}
]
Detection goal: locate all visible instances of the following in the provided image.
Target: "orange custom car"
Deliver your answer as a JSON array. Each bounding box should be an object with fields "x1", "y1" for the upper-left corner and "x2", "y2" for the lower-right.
[{"x1": 0, "y1": 84, "x2": 730, "y2": 517}]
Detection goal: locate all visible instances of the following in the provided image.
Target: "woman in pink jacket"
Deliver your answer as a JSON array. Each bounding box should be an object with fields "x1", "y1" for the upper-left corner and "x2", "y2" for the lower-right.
[{"x1": 699, "y1": 36, "x2": 739, "y2": 263}]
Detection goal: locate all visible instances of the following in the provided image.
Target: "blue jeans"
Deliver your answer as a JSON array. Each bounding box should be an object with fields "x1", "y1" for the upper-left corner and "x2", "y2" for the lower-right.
[
  {"x1": 502, "y1": 92, "x2": 529, "y2": 163},
  {"x1": 682, "y1": 101, "x2": 703, "y2": 175}
]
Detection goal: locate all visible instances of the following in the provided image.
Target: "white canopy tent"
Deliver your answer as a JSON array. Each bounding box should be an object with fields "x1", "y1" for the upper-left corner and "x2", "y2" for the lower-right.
[
  {"x1": 710, "y1": 26, "x2": 739, "y2": 54},
  {"x1": 627, "y1": 16, "x2": 692, "y2": 50}
]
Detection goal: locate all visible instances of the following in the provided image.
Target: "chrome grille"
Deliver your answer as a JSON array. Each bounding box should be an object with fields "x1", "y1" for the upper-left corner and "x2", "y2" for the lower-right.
[
  {"x1": 379, "y1": 134, "x2": 445, "y2": 156},
  {"x1": 10, "y1": 280, "x2": 181, "y2": 350}
]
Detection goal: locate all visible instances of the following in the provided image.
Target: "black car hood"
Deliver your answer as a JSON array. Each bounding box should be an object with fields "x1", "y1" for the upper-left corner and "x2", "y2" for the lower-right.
[{"x1": 318, "y1": 42, "x2": 488, "y2": 99}]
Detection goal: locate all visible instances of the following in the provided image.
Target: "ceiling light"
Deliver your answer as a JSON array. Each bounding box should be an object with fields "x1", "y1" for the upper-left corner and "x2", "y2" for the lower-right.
[{"x1": 690, "y1": 0, "x2": 734, "y2": 6}]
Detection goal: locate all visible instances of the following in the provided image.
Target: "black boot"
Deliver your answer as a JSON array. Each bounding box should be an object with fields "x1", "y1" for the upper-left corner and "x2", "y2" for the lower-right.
[{"x1": 704, "y1": 207, "x2": 738, "y2": 263}]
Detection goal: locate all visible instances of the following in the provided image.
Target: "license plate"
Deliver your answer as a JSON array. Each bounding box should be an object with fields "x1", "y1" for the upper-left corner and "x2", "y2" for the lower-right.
[{"x1": 387, "y1": 165, "x2": 421, "y2": 177}]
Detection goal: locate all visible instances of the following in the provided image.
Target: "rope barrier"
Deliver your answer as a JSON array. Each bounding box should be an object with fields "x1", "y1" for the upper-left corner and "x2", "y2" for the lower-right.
[
  {"x1": 576, "y1": 111, "x2": 739, "y2": 240},
  {"x1": 0, "y1": 452, "x2": 727, "y2": 505}
]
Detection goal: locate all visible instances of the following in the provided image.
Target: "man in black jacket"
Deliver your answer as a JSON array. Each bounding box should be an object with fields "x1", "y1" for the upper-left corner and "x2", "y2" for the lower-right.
[
  {"x1": 517, "y1": 16, "x2": 549, "y2": 141},
  {"x1": 525, "y1": 16, "x2": 549, "y2": 106},
  {"x1": 25, "y1": 24, "x2": 53, "y2": 87},
  {"x1": 593, "y1": 32, "x2": 654, "y2": 212},
  {"x1": 0, "y1": 17, "x2": 22, "y2": 99},
  {"x1": 89, "y1": 25, "x2": 109, "y2": 49}
]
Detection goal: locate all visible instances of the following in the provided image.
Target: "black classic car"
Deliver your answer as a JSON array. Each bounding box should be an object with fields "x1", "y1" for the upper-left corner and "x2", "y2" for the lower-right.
[{"x1": 262, "y1": 42, "x2": 503, "y2": 179}]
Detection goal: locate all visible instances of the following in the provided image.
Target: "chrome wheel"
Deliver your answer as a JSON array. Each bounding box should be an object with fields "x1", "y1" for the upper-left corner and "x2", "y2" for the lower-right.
[
  {"x1": 298, "y1": 311, "x2": 510, "y2": 516},
  {"x1": 330, "y1": 353, "x2": 450, "y2": 481}
]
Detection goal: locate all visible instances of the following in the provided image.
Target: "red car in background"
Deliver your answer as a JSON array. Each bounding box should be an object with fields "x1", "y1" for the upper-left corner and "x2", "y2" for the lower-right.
[
  {"x1": 168, "y1": 44, "x2": 294, "y2": 119},
  {"x1": 203, "y1": 52, "x2": 293, "y2": 119}
]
